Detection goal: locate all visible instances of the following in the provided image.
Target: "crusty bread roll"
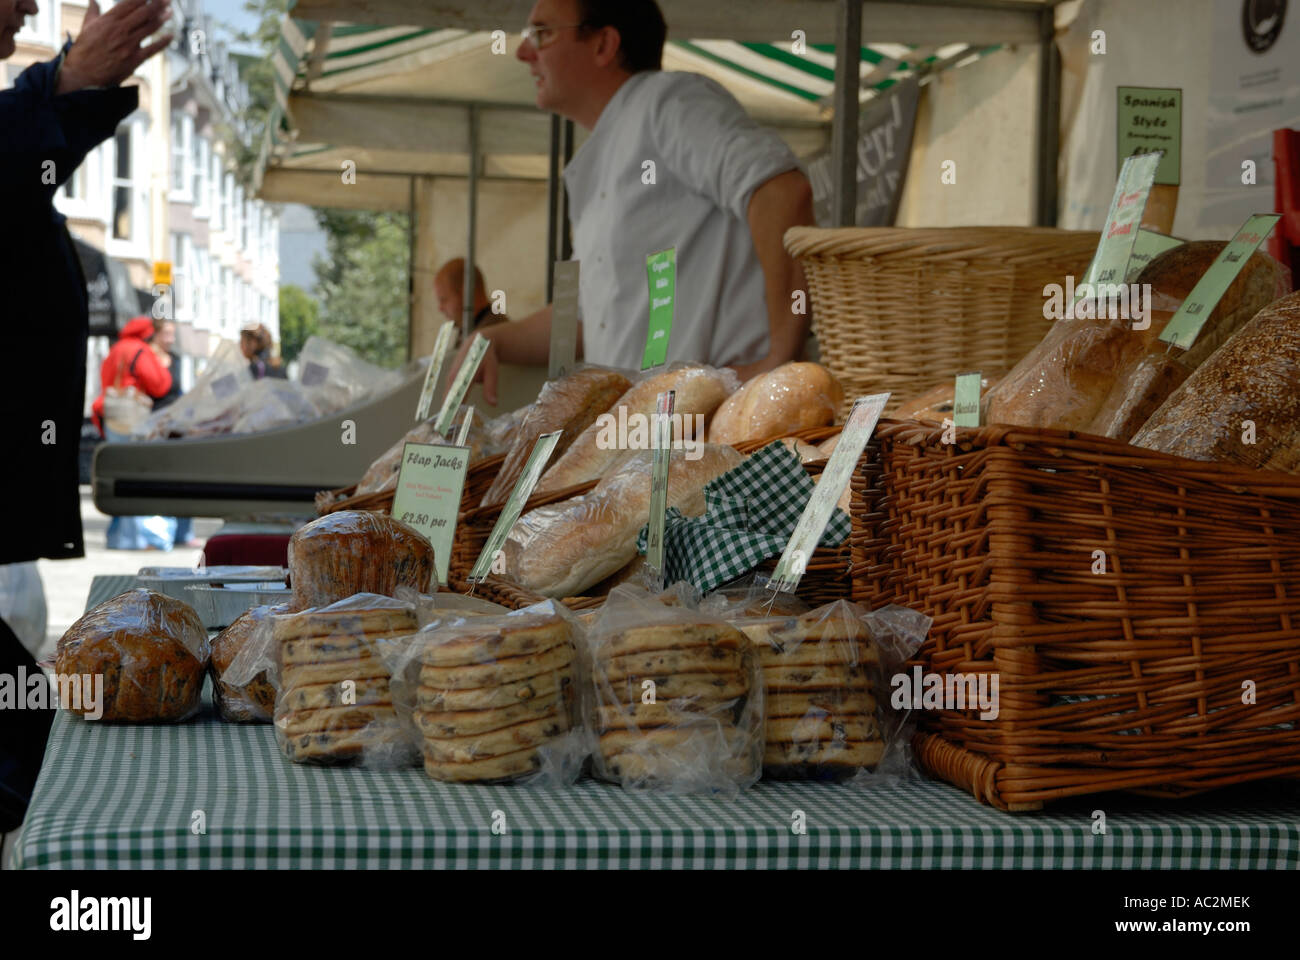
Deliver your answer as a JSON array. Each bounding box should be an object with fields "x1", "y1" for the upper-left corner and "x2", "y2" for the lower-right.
[
  {"x1": 536, "y1": 365, "x2": 735, "y2": 494},
  {"x1": 504, "y1": 444, "x2": 744, "y2": 598},
  {"x1": 481, "y1": 367, "x2": 631, "y2": 506},
  {"x1": 289, "y1": 511, "x2": 435, "y2": 609},
  {"x1": 56, "y1": 588, "x2": 209, "y2": 722},
  {"x1": 1132, "y1": 291, "x2": 1300, "y2": 471},
  {"x1": 707, "y1": 363, "x2": 843, "y2": 445},
  {"x1": 984, "y1": 242, "x2": 1285, "y2": 440},
  {"x1": 778, "y1": 437, "x2": 824, "y2": 463}
]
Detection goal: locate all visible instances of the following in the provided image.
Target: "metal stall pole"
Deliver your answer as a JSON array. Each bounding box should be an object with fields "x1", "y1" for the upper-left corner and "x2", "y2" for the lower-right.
[
  {"x1": 559, "y1": 118, "x2": 574, "y2": 261},
  {"x1": 1036, "y1": 4, "x2": 1061, "y2": 227},
  {"x1": 830, "y1": 0, "x2": 862, "y2": 227},
  {"x1": 546, "y1": 113, "x2": 560, "y2": 301},
  {"x1": 407, "y1": 176, "x2": 416, "y2": 361},
  {"x1": 463, "y1": 104, "x2": 480, "y2": 339}
]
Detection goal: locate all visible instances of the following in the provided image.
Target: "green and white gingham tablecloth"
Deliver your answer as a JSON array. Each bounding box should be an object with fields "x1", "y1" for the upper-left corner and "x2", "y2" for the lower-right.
[{"x1": 11, "y1": 577, "x2": 1300, "y2": 869}]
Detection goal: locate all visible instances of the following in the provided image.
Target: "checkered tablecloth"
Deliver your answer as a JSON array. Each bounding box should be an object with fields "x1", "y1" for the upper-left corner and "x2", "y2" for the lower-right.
[{"x1": 11, "y1": 578, "x2": 1300, "y2": 869}]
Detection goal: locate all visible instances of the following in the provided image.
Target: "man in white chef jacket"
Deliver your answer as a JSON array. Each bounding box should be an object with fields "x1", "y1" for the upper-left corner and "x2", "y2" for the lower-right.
[{"x1": 451, "y1": 0, "x2": 816, "y2": 403}]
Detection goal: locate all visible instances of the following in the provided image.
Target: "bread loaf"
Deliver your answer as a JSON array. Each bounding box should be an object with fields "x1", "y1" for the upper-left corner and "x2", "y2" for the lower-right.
[
  {"x1": 707, "y1": 362, "x2": 842, "y2": 445},
  {"x1": 481, "y1": 367, "x2": 631, "y2": 506},
  {"x1": 536, "y1": 365, "x2": 736, "y2": 494},
  {"x1": 984, "y1": 242, "x2": 1286, "y2": 440},
  {"x1": 356, "y1": 413, "x2": 487, "y2": 496},
  {"x1": 211, "y1": 602, "x2": 295, "y2": 722},
  {"x1": 289, "y1": 511, "x2": 435, "y2": 609},
  {"x1": 1132, "y1": 291, "x2": 1300, "y2": 471},
  {"x1": 56, "y1": 588, "x2": 209, "y2": 722},
  {"x1": 504, "y1": 444, "x2": 744, "y2": 598},
  {"x1": 778, "y1": 437, "x2": 824, "y2": 463},
  {"x1": 895, "y1": 372, "x2": 1004, "y2": 424}
]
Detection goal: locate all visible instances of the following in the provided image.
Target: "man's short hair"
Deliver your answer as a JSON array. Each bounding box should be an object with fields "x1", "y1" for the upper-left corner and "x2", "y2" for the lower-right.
[
  {"x1": 575, "y1": 0, "x2": 666, "y2": 73},
  {"x1": 436, "y1": 258, "x2": 487, "y2": 299}
]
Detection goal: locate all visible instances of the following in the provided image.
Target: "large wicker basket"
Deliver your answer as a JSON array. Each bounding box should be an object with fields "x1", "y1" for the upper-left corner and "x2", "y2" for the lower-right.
[
  {"x1": 784, "y1": 226, "x2": 1099, "y2": 416},
  {"x1": 849, "y1": 420, "x2": 1300, "y2": 810}
]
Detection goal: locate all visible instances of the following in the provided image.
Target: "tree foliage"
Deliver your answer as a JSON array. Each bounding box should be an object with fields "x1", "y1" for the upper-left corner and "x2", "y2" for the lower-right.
[{"x1": 278, "y1": 284, "x2": 319, "y2": 364}]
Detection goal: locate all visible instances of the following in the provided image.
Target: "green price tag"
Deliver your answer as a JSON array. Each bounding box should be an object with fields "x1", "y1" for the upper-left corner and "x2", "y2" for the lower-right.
[
  {"x1": 416, "y1": 321, "x2": 457, "y2": 421},
  {"x1": 1159, "y1": 213, "x2": 1281, "y2": 351},
  {"x1": 645, "y1": 390, "x2": 675, "y2": 583},
  {"x1": 768, "y1": 393, "x2": 890, "y2": 593},
  {"x1": 391, "y1": 442, "x2": 470, "y2": 587},
  {"x1": 1117, "y1": 87, "x2": 1181, "y2": 186},
  {"x1": 953, "y1": 372, "x2": 981, "y2": 428},
  {"x1": 643, "y1": 248, "x2": 676, "y2": 369},
  {"x1": 468, "y1": 431, "x2": 563, "y2": 583},
  {"x1": 1125, "y1": 229, "x2": 1184, "y2": 282},
  {"x1": 435, "y1": 334, "x2": 489, "y2": 436},
  {"x1": 1077, "y1": 152, "x2": 1162, "y2": 297},
  {"x1": 550, "y1": 261, "x2": 580, "y2": 380},
  {"x1": 455, "y1": 406, "x2": 475, "y2": 447}
]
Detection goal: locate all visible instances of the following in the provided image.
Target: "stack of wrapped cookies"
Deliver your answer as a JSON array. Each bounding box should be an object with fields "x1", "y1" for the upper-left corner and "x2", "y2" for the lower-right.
[
  {"x1": 411, "y1": 610, "x2": 578, "y2": 783},
  {"x1": 735, "y1": 600, "x2": 884, "y2": 778},
  {"x1": 588, "y1": 586, "x2": 762, "y2": 792},
  {"x1": 271, "y1": 596, "x2": 417, "y2": 765}
]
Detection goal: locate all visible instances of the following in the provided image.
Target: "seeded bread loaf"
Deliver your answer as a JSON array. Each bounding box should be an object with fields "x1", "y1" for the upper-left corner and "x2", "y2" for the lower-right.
[
  {"x1": 707, "y1": 362, "x2": 842, "y2": 445},
  {"x1": 1131, "y1": 290, "x2": 1300, "y2": 471},
  {"x1": 56, "y1": 588, "x2": 209, "y2": 722},
  {"x1": 983, "y1": 242, "x2": 1285, "y2": 440}
]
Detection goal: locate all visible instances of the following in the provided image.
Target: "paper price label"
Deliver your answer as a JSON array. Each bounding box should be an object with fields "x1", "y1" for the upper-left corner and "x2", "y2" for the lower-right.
[
  {"x1": 435, "y1": 333, "x2": 489, "y2": 436},
  {"x1": 643, "y1": 248, "x2": 676, "y2": 369},
  {"x1": 953, "y1": 372, "x2": 981, "y2": 428},
  {"x1": 549, "y1": 261, "x2": 580, "y2": 380},
  {"x1": 1077, "y1": 152, "x2": 1162, "y2": 297},
  {"x1": 391, "y1": 442, "x2": 470, "y2": 586},
  {"x1": 1117, "y1": 87, "x2": 1181, "y2": 186},
  {"x1": 416, "y1": 321, "x2": 457, "y2": 421},
  {"x1": 468, "y1": 431, "x2": 563, "y2": 583},
  {"x1": 1125, "y1": 229, "x2": 1184, "y2": 282},
  {"x1": 645, "y1": 390, "x2": 676, "y2": 583},
  {"x1": 1160, "y1": 213, "x2": 1281, "y2": 351},
  {"x1": 455, "y1": 406, "x2": 475, "y2": 447},
  {"x1": 769, "y1": 393, "x2": 890, "y2": 593}
]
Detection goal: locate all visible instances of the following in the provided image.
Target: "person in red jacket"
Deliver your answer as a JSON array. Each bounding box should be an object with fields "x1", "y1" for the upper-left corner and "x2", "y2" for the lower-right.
[{"x1": 92, "y1": 315, "x2": 172, "y2": 437}]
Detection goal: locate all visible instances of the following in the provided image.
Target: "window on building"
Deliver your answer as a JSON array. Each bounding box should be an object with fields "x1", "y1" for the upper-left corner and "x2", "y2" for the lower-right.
[
  {"x1": 170, "y1": 115, "x2": 189, "y2": 195},
  {"x1": 211, "y1": 155, "x2": 224, "y2": 230},
  {"x1": 16, "y1": 3, "x2": 56, "y2": 45},
  {"x1": 192, "y1": 134, "x2": 208, "y2": 214},
  {"x1": 241, "y1": 198, "x2": 250, "y2": 251},
  {"x1": 112, "y1": 126, "x2": 133, "y2": 241}
]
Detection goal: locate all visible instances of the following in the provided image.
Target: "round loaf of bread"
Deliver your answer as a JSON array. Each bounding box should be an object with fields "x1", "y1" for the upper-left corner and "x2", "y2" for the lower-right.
[
  {"x1": 1132, "y1": 290, "x2": 1300, "y2": 471},
  {"x1": 707, "y1": 362, "x2": 843, "y2": 445},
  {"x1": 56, "y1": 588, "x2": 209, "y2": 722},
  {"x1": 289, "y1": 511, "x2": 435, "y2": 609}
]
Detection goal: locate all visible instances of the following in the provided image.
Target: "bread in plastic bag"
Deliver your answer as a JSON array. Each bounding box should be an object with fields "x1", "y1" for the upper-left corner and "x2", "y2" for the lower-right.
[
  {"x1": 288, "y1": 510, "x2": 436, "y2": 609},
  {"x1": 250, "y1": 593, "x2": 426, "y2": 766},
  {"x1": 585, "y1": 584, "x2": 763, "y2": 794},
  {"x1": 535, "y1": 363, "x2": 739, "y2": 494},
  {"x1": 380, "y1": 600, "x2": 586, "y2": 784},
  {"x1": 55, "y1": 588, "x2": 210, "y2": 722},
  {"x1": 1132, "y1": 289, "x2": 1300, "y2": 471},
  {"x1": 141, "y1": 340, "x2": 252, "y2": 439},
  {"x1": 503, "y1": 444, "x2": 744, "y2": 598},
  {"x1": 210, "y1": 601, "x2": 298, "y2": 723},
  {"x1": 894, "y1": 372, "x2": 1005, "y2": 424},
  {"x1": 355, "y1": 407, "x2": 494, "y2": 496},
  {"x1": 707, "y1": 362, "x2": 843, "y2": 445},
  {"x1": 481, "y1": 366, "x2": 632, "y2": 506},
  {"x1": 294, "y1": 335, "x2": 403, "y2": 415},
  {"x1": 984, "y1": 242, "x2": 1288, "y2": 441}
]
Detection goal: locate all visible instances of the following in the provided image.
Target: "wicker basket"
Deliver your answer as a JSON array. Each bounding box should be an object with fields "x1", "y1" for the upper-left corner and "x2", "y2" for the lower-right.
[
  {"x1": 849, "y1": 420, "x2": 1300, "y2": 810},
  {"x1": 316, "y1": 453, "x2": 506, "y2": 518},
  {"x1": 784, "y1": 226, "x2": 1099, "y2": 416}
]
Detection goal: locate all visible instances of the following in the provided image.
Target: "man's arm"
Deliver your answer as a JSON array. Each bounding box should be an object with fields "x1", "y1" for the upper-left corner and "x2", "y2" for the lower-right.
[
  {"x1": 446, "y1": 304, "x2": 585, "y2": 406},
  {"x1": 732, "y1": 169, "x2": 816, "y2": 382}
]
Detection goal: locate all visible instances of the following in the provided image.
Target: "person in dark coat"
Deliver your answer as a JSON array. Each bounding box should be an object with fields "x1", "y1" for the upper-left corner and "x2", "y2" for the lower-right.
[
  {"x1": 239, "y1": 324, "x2": 288, "y2": 379},
  {"x1": 0, "y1": 0, "x2": 171, "y2": 833}
]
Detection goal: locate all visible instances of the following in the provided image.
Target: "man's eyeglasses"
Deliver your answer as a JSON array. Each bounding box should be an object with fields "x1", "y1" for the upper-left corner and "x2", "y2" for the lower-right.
[{"x1": 520, "y1": 22, "x2": 588, "y2": 50}]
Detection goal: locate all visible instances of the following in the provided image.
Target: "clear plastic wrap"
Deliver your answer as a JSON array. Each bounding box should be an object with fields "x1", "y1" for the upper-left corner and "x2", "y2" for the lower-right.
[
  {"x1": 481, "y1": 366, "x2": 633, "y2": 506},
  {"x1": 355, "y1": 406, "x2": 489, "y2": 496},
  {"x1": 848, "y1": 605, "x2": 933, "y2": 787},
  {"x1": 586, "y1": 584, "x2": 763, "y2": 794},
  {"x1": 706, "y1": 362, "x2": 843, "y2": 445},
  {"x1": 894, "y1": 372, "x2": 1005, "y2": 424},
  {"x1": 380, "y1": 601, "x2": 586, "y2": 785},
  {"x1": 288, "y1": 510, "x2": 436, "y2": 609},
  {"x1": 54, "y1": 588, "x2": 210, "y2": 723},
  {"x1": 294, "y1": 336, "x2": 403, "y2": 414},
  {"x1": 984, "y1": 243, "x2": 1289, "y2": 441},
  {"x1": 228, "y1": 378, "x2": 324, "y2": 435},
  {"x1": 210, "y1": 601, "x2": 298, "y2": 723},
  {"x1": 503, "y1": 444, "x2": 744, "y2": 598},
  {"x1": 1132, "y1": 290, "x2": 1300, "y2": 472},
  {"x1": 535, "y1": 363, "x2": 740, "y2": 494},
  {"x1": 140, "y1": 341, "x2": 251, "y2": 439}
]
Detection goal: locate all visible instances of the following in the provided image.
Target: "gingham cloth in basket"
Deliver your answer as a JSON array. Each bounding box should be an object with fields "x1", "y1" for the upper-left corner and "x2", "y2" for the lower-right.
[{"x1": 636, "y1": 441, "x2": 851, "y2": 593}]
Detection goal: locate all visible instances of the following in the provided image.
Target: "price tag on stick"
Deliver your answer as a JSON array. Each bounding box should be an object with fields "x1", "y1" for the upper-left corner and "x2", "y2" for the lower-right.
[
  {"x1": 645, "y1": 390, "x2": 676, "y2": 586},
  {"x1": 952, "y1": 372, "x2": 982, "y2": 428},
  {"x1": 391, "y1": 442, "x2": 470, "y2": 587},
  {"x1": 549, "y1": 261, "x2": 580, "y2": 380},
  {"x1": 642, "y1": 248, "x2": 676, "y2": 369},
  {"x1": 435, "y1": 333, "x2": 489, "y2": 436},
  {"x1": 1124, "y1": 229, "x2": 1184, "y2": 282},
  {"x1": 455, "y1": 406, "x2": 475, "y2": 447},
  {"x1": 1159, "y1": 213, "x2": 1281, "y2": 351},
  {"x1": 468, "y1": 431, "x2": 563, "y2": 583},
  {"x1": 768, "y1": 393, "x2": 890, "y2": 594},
  {"x1": 1076, "y1": 152, "x2": 1162, "y2": 301},
  {"x1": 416, "y1": 321, "x2": 457, "y2": 421}
]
